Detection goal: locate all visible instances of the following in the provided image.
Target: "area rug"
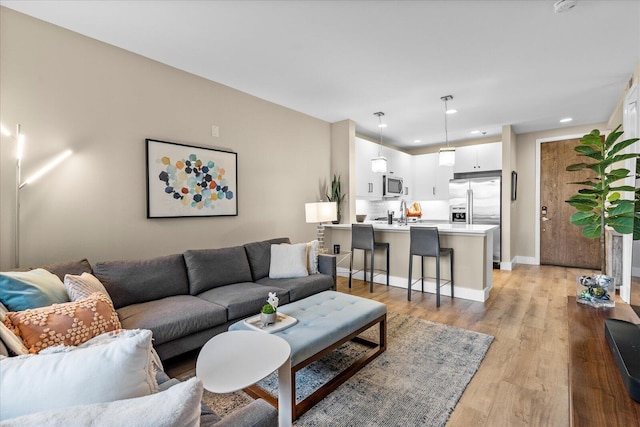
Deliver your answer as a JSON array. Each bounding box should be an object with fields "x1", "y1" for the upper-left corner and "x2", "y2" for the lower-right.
[{"x1": 198, "y1": 312, "x2": 494, "y2": 426}]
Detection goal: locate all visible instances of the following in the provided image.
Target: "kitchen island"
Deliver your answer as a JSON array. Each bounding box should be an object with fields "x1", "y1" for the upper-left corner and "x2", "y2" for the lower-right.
[{"x1": 325, "y1": 222, "x2": 497, "y2": 302}]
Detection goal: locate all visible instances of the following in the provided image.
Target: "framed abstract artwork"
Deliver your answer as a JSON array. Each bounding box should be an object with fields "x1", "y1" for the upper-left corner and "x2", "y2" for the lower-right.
[{"x1": 146, "y1": 139, "x2": 238, "y2": 218}]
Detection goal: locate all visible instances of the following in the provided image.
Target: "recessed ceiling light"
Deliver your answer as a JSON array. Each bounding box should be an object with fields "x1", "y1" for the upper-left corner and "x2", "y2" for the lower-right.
[
  {"x1": 560, "y1": 117, "x2": 573, "y2": 123},
  {"x1": 470, "y1": 130, "x2": 481, "y2": 135},
  {"x1": 378, "y1": 123, "x2": 387, "y2": 128},
  {"x1": 413, "y1": 139, "x2": 421, "y2": 143},
  {"x1": 445, "y1": 109, "x2": 457, "y2": 115}
]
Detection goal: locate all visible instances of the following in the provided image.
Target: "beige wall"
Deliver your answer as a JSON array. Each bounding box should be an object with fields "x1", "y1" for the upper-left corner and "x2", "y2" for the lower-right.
[
  {"x1": 514, "y1": 122, "x2": 607, "y2": 260},
  {"x1": 330, "y1": 120, "x2": 355, "y2": 223},
  {"x1": 0, "y1": 8, "x2": 331, "y2": 269}
]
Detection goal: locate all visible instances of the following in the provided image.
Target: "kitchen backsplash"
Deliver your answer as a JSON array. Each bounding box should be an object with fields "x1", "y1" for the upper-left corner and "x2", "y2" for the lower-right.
[{"x1": 355, "y1": 199, "x2": 450, "y2": 221}]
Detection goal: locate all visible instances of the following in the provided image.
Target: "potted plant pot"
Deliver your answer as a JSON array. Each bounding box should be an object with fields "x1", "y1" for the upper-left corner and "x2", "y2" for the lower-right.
[{"x1": 260, "y1": 311, "x2": 277, "y2": 327}]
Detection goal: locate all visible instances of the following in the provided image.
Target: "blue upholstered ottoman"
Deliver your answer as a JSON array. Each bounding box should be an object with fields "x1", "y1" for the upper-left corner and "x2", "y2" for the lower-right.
[{"x1": 229, "y1": 290, "x2": 387, "y2": 420}]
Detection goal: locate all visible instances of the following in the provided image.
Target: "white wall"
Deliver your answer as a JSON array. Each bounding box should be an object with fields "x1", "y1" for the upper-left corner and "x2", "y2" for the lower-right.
[{"x1": 0, "y1": 7, "x2": 331, "y2": 269}]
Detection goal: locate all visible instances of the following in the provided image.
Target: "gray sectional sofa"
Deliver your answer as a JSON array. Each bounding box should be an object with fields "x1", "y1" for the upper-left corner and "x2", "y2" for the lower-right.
[{"x1": 91, "y1": 237, "x2": 336, "y2": 361}]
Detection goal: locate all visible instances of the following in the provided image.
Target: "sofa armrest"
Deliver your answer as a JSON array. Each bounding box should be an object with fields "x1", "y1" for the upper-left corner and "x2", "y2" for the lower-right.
[
  {"x1": 318, "y1": 254, "x2": 337, "y2": 290},
  {"x1": 212, "y1": 399, "x2": 277, "y2": 427}
]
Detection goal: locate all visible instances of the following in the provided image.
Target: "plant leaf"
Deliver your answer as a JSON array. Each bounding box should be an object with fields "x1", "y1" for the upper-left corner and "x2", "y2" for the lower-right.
[
  {"x1": 566, "y1": 163, "x2": 589, "y2": 171},
  {"x1": 603, "y1": 126, "x2": 623, "y2": 150},
  {"x1": 582, "y1": 222, "x2": 601, "y2": 239},
  {"x1": 570, "y1": 211, "x2": 599, "y2": 226},
  {"x1": 607, "y1": 216, "x2": 634, "y2": 234},
  {"x1": 607, "y1": 199, "x2": 635, "y2": 217},
  {"x1": 609, "y1": 185, "x2": 636, "y2": 192},
  {"x1": 608, "y1": 136, "x2": 639, "y2": 157}
]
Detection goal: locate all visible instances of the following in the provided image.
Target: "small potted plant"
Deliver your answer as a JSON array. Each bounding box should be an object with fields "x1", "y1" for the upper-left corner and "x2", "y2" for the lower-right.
[{"x1": 260, "y1": 292, "x2": 279, "y2": 326}]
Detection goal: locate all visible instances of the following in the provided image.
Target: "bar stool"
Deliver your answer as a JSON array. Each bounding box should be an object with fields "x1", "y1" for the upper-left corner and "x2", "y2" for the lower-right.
[
  {"x1": 407, "y1": 226, "x2": 454, "y2": 307},
  {"x1": 349, "y1": 224, "x2": 390, "y2": 293}
]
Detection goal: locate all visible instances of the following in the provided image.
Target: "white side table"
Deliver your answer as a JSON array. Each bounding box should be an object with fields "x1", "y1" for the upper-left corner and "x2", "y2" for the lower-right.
[{"x1": 196, "y1": 330, "x2": 292, "y2": 427}]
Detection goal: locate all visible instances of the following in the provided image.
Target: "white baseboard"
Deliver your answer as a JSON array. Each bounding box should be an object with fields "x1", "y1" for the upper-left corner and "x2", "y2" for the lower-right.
[
  {"x1": 336, "y1": 267, "x2": 489, "y2": 302},
  {"x1": 515, "y1": 256, "x2": 537, "y2": 265},
  {"x1": 500, "y1": 260, "x2": 514, "y2": 271}
]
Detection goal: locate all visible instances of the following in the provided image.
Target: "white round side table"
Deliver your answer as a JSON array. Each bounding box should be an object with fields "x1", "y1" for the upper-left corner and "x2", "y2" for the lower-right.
[{"x1": 196, "y1": 330, "x2": 292, "y2": 426}]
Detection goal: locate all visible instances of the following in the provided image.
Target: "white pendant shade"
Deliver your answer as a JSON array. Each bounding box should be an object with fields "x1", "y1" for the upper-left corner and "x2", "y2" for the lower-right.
[
  {"x1": 371, "y1": 156, "x2": 387, "y2": 173},
  {"x1": 439, "y1": 147, "x2": 455, "y2": 167}
]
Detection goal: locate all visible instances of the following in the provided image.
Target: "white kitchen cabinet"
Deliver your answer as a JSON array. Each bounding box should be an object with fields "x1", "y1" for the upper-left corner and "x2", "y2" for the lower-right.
[
  {"x1": 355, "y1": 137, "x2": 384, "y2": 199},
  {"x1": 387, "y1": 147, "x2": 412, "y2": 196},
  {"x1": 412, "y1": 153, "x2": 452, "y2": 200},
  {"x1": 453, "y1": 142, "x2": 502, "y2": 173}
]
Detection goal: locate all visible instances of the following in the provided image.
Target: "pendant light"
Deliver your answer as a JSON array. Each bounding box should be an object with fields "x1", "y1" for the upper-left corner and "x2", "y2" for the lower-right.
[
  {"x1": 439, "y1": 95, "x2": 456, "y2": 167},
  {"x1": 371, "y1": 112, "x2": 387, "y2": 173}
]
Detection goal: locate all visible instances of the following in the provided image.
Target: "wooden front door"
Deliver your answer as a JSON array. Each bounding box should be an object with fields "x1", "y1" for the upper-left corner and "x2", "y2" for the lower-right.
[{"x1": 540, "y1": 138, "x2": 600, "y2": 268}]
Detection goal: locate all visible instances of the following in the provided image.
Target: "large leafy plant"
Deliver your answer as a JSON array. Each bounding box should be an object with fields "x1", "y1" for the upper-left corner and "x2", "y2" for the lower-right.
[{"x1": 566, "y1": 125, "x2": 639, "y2": 273}]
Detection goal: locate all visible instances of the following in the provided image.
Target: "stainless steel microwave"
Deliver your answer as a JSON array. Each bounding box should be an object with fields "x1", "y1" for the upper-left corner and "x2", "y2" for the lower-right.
[{"x1": 383, "y1": 175, "x2": 403, "y2": 197}]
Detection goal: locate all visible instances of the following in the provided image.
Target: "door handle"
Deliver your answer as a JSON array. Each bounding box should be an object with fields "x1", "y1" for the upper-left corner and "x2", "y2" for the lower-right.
[{"x1": 542, "y1": 217, "x2": 550, "y2": 222}]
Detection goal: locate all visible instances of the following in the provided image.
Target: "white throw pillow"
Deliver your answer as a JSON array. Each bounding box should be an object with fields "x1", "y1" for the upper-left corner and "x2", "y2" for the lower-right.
[
  {"x1": 0, "y1": 329, "x2": 158, "y2": 420},
  {"x1": 0, "y1": 377, "x2": 203, "y2": 427},
  {"x1": 64, "y1": 272, "x2": 114, "y2": 306},
  {"x1": 306, "y1": 240, "x2": 320, "y2": 274},
  {"x1": 269, "y1": 243, "x2": 310, "y2": 279}
]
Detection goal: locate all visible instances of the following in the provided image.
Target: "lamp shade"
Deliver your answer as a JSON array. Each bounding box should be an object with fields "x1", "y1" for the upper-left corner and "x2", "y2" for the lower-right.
[
  {"x1": 305, "y1": 202, "x2": 337, "y2": 223},
  {"x1": 371, "y1": 156, "x2": 387, "y2": 173},
  {"x1": 438, "y1": 147, "x2": 455, "y2": 167}
]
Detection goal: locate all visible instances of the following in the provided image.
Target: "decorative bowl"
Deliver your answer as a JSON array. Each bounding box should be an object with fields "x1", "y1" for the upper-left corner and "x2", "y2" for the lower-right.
[{"x1": 356, "y1": 214, "x2": 367, "y2": 223}]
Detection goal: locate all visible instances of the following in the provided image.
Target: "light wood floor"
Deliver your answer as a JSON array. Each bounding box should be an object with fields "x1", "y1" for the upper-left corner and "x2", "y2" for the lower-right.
[{"x1": 166, "y1": 265, "x2": 634, "y2": 426}]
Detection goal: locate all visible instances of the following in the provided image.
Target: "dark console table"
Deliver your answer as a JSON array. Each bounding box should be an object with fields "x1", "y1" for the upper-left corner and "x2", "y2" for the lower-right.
[{"x1": 568, "y1": 298, "x2": 640, "y2": 426}]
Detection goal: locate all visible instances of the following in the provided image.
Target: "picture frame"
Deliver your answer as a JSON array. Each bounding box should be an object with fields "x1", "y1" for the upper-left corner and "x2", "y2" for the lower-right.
[
  {"x1": 511, "y1": 171, "x2": 517, "y2": 201},
  {"x1": 146, "y1": 139, "x2": 238, "y2": 218}
]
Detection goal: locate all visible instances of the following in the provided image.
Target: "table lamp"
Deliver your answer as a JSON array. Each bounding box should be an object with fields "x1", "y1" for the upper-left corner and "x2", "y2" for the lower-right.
[{"x1": 305, "y1": 202, "x2": 337, "y2": 253}]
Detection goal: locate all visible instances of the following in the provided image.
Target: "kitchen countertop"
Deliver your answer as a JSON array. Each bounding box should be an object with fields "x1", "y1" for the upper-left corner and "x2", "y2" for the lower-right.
[{"x1": 325, "y1": 221, "x2": 497, "y2": 236}]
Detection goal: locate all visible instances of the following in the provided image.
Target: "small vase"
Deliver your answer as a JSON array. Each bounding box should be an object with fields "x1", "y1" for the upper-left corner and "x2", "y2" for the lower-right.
[
  {"x1": 332, "y1": 213, "x2": 341, "y2": 224},
  {"x1": 260, "y1": 312, "x2": 277, "y2": 327}
]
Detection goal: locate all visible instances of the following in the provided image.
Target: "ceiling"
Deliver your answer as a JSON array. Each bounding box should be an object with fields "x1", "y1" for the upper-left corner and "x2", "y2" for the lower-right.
[{"x1": 1, "y1": 0, "x2": 639, "y2": 149}]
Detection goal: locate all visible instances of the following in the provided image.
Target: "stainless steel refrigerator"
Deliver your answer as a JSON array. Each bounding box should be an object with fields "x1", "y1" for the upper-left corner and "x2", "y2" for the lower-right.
[{"x1": 449, "y1": 174, "x2": 501, "y2": 265}]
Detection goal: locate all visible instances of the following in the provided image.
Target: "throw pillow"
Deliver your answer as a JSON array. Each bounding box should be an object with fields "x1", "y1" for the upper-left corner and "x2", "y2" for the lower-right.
[
  {"x1": 0, "y1": 377, "x2": 202, "y2": 427},
  {"x1": 306, "y1": 240, "x2": 320, "y2": 274},
  {"x1": 0, "y1": 269, "x2": 69, "y2": 312},
  {"x1": 0, "y1": 304, "x2": 28, "y2": 355},
  {"x1": 64, "y1": 272, "x2": 114, "y2": 305},
  {"x1": 269, "y1": 243, "x2": 309, "y2": 279},
  {"x1": 0, "y1": 329, "x2": 158, "y2": 421},
  {"x1": 3, "y1": 292, "x2": 122, "y2": 353}
]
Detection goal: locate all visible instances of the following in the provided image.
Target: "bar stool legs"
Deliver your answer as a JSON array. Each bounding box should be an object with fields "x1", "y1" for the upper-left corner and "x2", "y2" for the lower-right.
[{"x1": 407, "y1": 227, "x2": 454, "y2": 308}]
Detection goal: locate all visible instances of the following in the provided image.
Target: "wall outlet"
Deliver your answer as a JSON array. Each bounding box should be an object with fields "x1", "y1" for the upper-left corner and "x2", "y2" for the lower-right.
[{"x1": 211, "y1": 125, "x2": 219, "y2": 137}]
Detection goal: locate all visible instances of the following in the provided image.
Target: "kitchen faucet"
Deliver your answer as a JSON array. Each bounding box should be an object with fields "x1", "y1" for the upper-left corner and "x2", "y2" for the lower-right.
[{"x1": 399, "y1": 200, "x2": 407, "y2": 225}]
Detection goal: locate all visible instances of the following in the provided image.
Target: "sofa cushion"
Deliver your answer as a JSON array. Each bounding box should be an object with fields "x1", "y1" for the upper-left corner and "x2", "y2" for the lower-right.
[
  {"x1": 116, "y1": 295, "x2": 227, "y2": 346},
  {"x1": 0, "y1": 269, "x2": 69, "y2": 312},
  {"x1": 0, "y1": 377, "x2": 203, "y2": 427},
  {"x1": 93, "y1": 254, "x2": 189, "y2": 309},
  {"x1": 184, "y1": 247, "x2": 253, "y2": 295},
  {"x1": 4, "y1": 292, "x2": 122, "y2": 354},
  {"x1": 36, "y1": 258, "x2": 92, "y2": 281},
  {"x1": 243, "y1": 237, "x2": 290, "y2": 281},
  {"x1": 196, "y1": 283, "x2": 289, "y2": 321},
  {"x1": 257, "y1": 274, "x2": 335, "y2": 302},
  {"x1": 0, "y1": 329, "x2": 157, "y2": 421}
]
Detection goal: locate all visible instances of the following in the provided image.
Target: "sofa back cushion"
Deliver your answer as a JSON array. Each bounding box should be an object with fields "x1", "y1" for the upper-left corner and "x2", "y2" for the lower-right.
[
  {"x1": 36, "y1": 259, "x2": 93, "y2": 281},
  {"x1": 243, "y1": 237, "x2": 290, "y2": 281},
  {"x1": 93, "y1": 254, "x2": 189, "y2": 309},
  {"x1": 184, "y1": 246, "x2": 253, "y2": 295}
]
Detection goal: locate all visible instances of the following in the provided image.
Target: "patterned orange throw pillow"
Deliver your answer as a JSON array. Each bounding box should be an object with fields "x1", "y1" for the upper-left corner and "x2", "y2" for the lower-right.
[{"x1": 3, "y1": 292, "x2": 122, "y2": 354}]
